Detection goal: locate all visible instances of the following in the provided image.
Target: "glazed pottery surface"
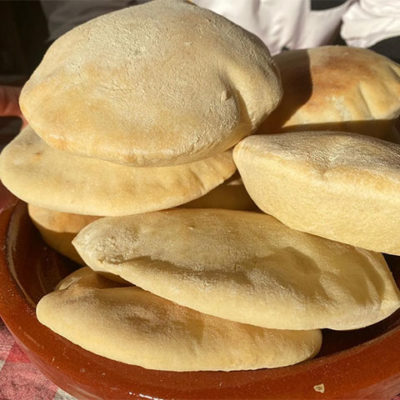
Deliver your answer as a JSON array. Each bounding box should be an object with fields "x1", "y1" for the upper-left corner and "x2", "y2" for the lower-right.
[{"x1": 0, "y1": 184, "x2": 400, "y2": 400}]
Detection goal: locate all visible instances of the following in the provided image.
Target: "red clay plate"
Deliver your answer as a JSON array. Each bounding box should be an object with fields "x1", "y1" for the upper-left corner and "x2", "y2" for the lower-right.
[{"x1": 0, "y1": 184, "x2": 400, "y2": 400}]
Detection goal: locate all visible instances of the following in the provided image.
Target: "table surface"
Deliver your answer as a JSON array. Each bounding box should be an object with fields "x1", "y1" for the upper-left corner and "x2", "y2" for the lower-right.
[{"x1": 0, "y1": 318, "x2": 77, "y2": 400}]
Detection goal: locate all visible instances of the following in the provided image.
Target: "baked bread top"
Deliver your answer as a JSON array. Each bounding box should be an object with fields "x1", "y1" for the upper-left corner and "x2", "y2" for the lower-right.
[
  {"x1": 73, "y1": 209, "x2": 400, "y2": 330},
  {"x1": 259, "y1": 46, "x2": 400, "y2": 138},
  {"x1": 20, "y1": 0, "x2": 282, "y2": 166},
  {"x1": 233, "y1": 131, "x2": 400, "y2": 254}
]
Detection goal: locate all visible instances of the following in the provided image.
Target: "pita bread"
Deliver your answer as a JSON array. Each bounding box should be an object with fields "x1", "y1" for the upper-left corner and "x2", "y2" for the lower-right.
[
  {"x1": 20, "y1": 0, "x2": 281, "y2": 166},
  {"x1": 28, "y1": 204, "x2": 99, "y2": 264},
  {"x1": 259, "y1": 46, "x2": 400, "y2": 140},
  {"x1": 73, "y1": 209, "x2": 400, "y2": 330},
  {"x1": 234, "y1": 131, "x2": 400, "y2": 255},
  {"x1": 0, "y1": 127, "x2": 235, "y2": 216},
  {"x1": 181, "y1": 173, "x2": 258, "y2": 211},
  {"x1": 37, "y1": 267, "x2": 322, "y2": 371},
  {"x1": 28, "y1": 180, "x2": 256, "y2": 266}
]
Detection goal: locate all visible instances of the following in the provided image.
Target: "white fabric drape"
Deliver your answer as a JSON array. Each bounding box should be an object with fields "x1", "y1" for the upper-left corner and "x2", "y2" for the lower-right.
[
  {"x1": 195, "y1": 0, "x2": 353, "y2": 54},
  {"x1": 341, "y1": 0, "x2": 400, "y2": 48},
  {"x1": 40, "y1": 0, "x2": 400, "y2": 54}
]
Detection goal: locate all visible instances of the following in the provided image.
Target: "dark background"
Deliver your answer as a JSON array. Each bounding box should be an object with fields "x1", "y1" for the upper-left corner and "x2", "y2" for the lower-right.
[{"x1": 0, "y1": 1, "x2": 48, "y2": 84}]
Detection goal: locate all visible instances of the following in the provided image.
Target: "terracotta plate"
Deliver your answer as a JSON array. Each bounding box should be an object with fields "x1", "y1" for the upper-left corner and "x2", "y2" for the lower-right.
[{"x1": 0, "y1": 184, "x2": 400, "y2": 400}]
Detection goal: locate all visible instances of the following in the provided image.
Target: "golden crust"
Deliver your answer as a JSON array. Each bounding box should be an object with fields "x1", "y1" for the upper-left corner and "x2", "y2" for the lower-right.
[
  {"x1": 37, "y1": 267, "x2": 322, "y2": 371},
  {"x1": 181, "y1": 173, "x2": 258, "y2": 211},
  {"x1": 259, "y1": 46, "x2": 400, "y2": 139},
  {"x1": 234, "y1": 131, "x2": 400, "y2": 254},
  {"x1": 73, "y1": 209, "x2": 400, "y2": 331},
  {"x1": 28, "y1": 204, "x2": 99, "y2": 264},
  {"x1": 0, "y1": 127, "x2": 236, "y2": 216},
  {"x1": 20, "y1": 0, "x2": 281, "y2": 166}
]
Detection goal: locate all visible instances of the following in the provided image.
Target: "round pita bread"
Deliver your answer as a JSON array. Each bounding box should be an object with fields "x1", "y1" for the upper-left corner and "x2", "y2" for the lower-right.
[
  {"x1": 181, "y1": 174, "x2": 258, "y2": 211},
  {"x1": 234, "y1": 131, "x2": 400, "y2": 255},
  {"x1": 37, "y1": 268, "x2": 322, "y2": 371},
  {"x1": 72, "y1": 209, "x2": 400, "y2": 331},
  {"x1": 28, "y1": 204, "x2": 99, "y2": 264},
  {"x1": 0, "y1": 127, "x2": 235, "y2": 216},
  {"x1": 20, "y1": 0, "x2": 281, "y2": 166},
  {"x1": 259, "y1": 46, "x2": 400, "y2": 140}
]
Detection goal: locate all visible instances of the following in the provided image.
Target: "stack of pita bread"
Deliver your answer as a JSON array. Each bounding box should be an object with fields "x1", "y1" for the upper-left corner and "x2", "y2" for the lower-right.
[{"x1": 1, "y1": 0, "x2": 400, "y2": 372}]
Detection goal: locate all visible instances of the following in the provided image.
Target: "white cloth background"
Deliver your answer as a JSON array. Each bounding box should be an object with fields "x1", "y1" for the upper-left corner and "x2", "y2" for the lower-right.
[
  {"x1": 195, "y1": 0, "x2": 353, "y2": 54},
  {"x1": 40, "y1": 0, "x2": 400, "y2": 54},
  {"x1": 341, "y1": 0, "x2": 400, "y2": 48}
]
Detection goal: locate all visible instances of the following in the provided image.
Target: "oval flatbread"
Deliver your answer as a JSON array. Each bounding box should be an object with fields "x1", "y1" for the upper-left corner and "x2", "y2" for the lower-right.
[
  {"x1": 28, "y1": 204, "x2": 99, "y2": 264},
  {"x1": 234, "y1": 131, "x2": 400, "y2": 255},
  {"x1": 37, "y1": 268, "x2": 322, "y2": 371},
  {"x1": 181, "y1": 174, "x2": 258, "y2": 211},
  {"x1": 73, "y1": 209, "x2": 400, "y2": 330},
  {"x1": 259, "y1": 46, "x2": 400, "y2": 140},
  {"x1": 0, "y1": 127, "x2": 235, "y2": 216},
  {"x1": 20, "y1": 0, "x2": 281, "y2": 166}
]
